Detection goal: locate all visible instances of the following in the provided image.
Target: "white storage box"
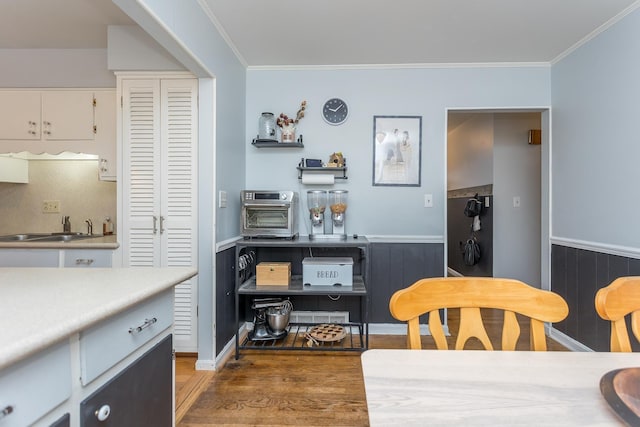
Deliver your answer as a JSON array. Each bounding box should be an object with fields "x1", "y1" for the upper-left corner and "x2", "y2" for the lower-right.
[{"x1": 302, "y1": 257, "x2": 353, "y2": 287}]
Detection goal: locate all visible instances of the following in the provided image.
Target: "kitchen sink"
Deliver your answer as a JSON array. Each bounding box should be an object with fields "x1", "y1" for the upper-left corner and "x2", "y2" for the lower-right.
[{"x1": 0, "y1": 232, "x2": 96, "y2": 242}]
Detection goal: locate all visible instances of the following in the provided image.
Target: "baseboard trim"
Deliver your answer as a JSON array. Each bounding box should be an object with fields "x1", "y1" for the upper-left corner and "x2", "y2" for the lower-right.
[
  {"x1": 547, "y1": 327, "x2": 593, "y2": 352},
  {"x1": 369, "y1": 323, "x2": 450, "y2": 336}
]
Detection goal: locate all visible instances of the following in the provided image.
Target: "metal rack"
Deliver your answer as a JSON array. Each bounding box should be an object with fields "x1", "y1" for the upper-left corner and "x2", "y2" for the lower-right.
[
  {"x1": 296, "y1": 158, "x2": 348, "y2": 180},
  {"x1": 239, "y1": 322, "x2": 365, "y2": 352},
  {"x1": 234, "y1": 237, "x2": 369, "y2": 359}
]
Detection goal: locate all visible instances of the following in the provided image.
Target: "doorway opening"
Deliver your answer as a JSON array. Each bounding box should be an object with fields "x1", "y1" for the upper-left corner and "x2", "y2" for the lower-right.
[{"x1": 446, "y1": 110, "x2": 546, "y2": 289}]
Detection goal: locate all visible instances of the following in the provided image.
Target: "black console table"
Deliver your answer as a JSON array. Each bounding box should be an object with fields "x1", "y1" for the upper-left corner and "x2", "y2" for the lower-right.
[{"x1": 235, "y1": 236, "x2": 369, "y2": 359}]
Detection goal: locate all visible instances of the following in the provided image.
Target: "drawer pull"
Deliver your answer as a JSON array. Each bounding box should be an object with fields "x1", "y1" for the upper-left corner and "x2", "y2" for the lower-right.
[
  {"x1": 95, "y1": 404, "x2": 111, "y2": 421},
  {"x1": 128, "y1": 317, "x2": 157, "y2": 334},
  {"x1": 0, "y1": 405, "x2": 13, "y2": 419},
  {"x1": 75, "y1": 258, "x2": 95, "y2": 265}
]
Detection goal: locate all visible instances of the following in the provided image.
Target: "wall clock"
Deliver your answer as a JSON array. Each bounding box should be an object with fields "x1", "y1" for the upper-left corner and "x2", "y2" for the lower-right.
[{"x1": 322, "y1": 98, "x2": 349, "y2": 125}]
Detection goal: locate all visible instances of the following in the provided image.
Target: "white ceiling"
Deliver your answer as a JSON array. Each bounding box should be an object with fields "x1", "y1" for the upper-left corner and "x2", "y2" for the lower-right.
[{"x1": 1, "y1": 0, "x2": 638, "y2": 67}]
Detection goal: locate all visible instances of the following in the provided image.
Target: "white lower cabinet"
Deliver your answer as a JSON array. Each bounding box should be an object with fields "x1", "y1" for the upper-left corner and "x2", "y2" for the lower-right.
[
  {"x1": 16, "y1": 301, "x2": 174, "y2": 426},
  {"x1": 0, "y1": 249, "x2": 113, "y2": 268},
  {"x1": 79, "y1": 290, "x2": 173, "y2": 385},
  {"x1": 0, "y1": 341, "x2": 71, "y2": 427},
  {"x1": 0, "y1": 249, "x2": 59, "y2": 267},
  {"x1": 62, "y1": 250, "x2": 113, "y2": 268}
]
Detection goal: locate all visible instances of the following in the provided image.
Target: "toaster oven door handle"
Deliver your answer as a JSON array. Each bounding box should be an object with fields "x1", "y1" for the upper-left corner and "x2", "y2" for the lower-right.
[{"x1": 243, "y1": 203, "x2": 289, "y2": 208}]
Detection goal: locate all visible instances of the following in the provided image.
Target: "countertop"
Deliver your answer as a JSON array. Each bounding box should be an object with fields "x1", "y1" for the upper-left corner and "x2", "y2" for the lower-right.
[
  {"x1": 0, "y1": 234, "x2": 119, "y2": 249},
  {"x1": 0, "y1": 267, "x2": 197, "y2": 370}
]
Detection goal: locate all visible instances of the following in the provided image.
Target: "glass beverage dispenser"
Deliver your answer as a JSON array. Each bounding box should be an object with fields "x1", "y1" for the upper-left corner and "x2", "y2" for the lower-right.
[
  {"x1": 307, "y1": 190, "x2": 327, "y2": 238},
  {"x1": 329, "y1": 190, "x2": 348, "y2": 238}
]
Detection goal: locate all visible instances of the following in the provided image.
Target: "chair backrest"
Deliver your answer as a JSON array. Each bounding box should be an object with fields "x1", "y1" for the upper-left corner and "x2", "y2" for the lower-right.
[
  {"x1": 389, "y1": 277, "x2": 569, "y2": 351},
  {"x1": 595, "y1": 276, "x2": 640, "y2": 352}
]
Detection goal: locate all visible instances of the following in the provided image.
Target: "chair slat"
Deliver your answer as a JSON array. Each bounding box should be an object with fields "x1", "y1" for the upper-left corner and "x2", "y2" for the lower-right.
[
  {"x1": 502, "y1": 310, "x2": 520, "y2": 350},
  {"x1": 456, "y1": 307, "x2": 493, "y2": 350},
  {"x1": 428, "y1": 310, "x2": 448, "y2": 350}
]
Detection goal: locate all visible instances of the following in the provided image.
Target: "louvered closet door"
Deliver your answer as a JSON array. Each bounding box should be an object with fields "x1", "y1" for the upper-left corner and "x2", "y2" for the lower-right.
[
  {"x1": 160, "y1": 79, "x2": 198, "y2": 352},
  {"x1": 122, "y1": 79, "x2": 162, "y2": 267}
]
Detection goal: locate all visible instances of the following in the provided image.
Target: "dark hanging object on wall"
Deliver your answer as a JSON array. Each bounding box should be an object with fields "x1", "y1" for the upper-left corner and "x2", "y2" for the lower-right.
[
  {"x1": 464, "y1": 194, "x2": 483, "y2": 217},
  {"x1": 462, "y1": 237, "x2": 481, "y2": 266}
]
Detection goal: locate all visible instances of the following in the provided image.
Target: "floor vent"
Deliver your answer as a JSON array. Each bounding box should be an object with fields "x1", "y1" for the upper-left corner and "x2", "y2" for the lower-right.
[{"x1": 290, "y1": 311, "x2": 350, "y2": 324}]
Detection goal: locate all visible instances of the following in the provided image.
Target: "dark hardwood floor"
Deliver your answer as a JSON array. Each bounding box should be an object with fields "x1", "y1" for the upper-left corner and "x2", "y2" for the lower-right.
[{"x1": 176, "y1": 309, "x2": 568, "y2": 426}]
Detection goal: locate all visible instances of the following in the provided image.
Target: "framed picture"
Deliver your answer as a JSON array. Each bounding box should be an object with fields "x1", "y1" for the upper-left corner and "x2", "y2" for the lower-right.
[{"x1": 373, "y1": 115, "x2": 422, "y2": 186}]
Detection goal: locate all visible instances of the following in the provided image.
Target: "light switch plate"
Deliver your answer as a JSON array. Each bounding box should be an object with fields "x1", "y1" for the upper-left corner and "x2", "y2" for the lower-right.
[
  {"x1": 513, "y1": 196, "x2": 521, "y2": 208},
  {"x1": 424, "y1": 194, "x2": 433, "y2": 208},
  {"x1": 219, "y1": 191, "x2": 227, "y2": 208}
]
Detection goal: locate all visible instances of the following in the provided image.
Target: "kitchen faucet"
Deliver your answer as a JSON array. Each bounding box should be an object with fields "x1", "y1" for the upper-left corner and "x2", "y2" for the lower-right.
[
  {"x1": 62, "y1": 216, "x2": 71, "y2": 233},
  {"x1": 85, "y1": 219, "x2": 93, "y2": 236}
]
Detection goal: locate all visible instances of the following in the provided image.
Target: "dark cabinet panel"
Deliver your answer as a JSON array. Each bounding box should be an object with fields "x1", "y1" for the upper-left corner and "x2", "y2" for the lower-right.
[
  {"x1": 80, "y1": 335, "x2": 172, "y2": 427},
  {"x1": 49, "y1": 413, "x2": 70, "y2": 427},
  {"x1": 216, "y1": 247, "x2": 237, "y2": 355}
]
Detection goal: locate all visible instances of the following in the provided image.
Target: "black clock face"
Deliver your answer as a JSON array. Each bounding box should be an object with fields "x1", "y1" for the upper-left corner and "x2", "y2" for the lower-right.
[{"x1": 322, "y1": 98, "x2": 349, "y2": 125}]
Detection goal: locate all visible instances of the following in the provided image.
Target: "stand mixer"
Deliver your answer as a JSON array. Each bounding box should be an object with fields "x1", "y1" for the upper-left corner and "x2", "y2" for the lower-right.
[{"x1": 249, "y1": 298, "x2": 293, "y2": 341}]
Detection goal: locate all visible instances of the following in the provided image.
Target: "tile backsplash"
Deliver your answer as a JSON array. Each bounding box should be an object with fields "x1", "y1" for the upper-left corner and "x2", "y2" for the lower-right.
[{"x1": 0, "y1": 160, "x2": 116, "y2": 235}]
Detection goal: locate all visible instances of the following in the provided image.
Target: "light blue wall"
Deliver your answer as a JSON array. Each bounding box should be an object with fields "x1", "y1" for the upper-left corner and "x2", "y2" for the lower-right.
[
  {"x1": 551, "y1": 7, "x2": 640, "y2": 250},
  {"x1": 246, "y1": 67, "x2": 550, "y2": 238}
]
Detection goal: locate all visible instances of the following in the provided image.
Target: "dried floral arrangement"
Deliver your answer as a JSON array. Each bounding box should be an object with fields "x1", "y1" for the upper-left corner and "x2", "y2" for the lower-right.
[{"x1": 277, "y1": 101, "x2": 307, "y2": 128}]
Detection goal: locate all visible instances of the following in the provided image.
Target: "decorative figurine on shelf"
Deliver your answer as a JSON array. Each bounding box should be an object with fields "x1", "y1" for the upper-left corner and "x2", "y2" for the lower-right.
[
  {"x1": 277, "y1": 100, "x2": 306, "y2": 143},
  {"x1": 328, "y1": 152, "x2": 345, "y2": 168}
]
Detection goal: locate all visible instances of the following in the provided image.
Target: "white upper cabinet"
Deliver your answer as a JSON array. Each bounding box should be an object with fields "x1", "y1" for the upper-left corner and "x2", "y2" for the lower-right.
[
  {"x1": 0, "y1": 90, "x2": 95, "y2": 142},
  {"x1": 41, "y1": 91, "x2": 95, "y2": 141},
  {"x1": 0, "y1": 91, "x2": 41, "y2": 140}
]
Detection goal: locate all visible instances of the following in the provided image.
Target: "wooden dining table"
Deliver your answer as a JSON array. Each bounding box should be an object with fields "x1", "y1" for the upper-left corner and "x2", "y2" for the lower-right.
[{"x1": 361, "y1": 349, "x2": 640, "y2": 426}]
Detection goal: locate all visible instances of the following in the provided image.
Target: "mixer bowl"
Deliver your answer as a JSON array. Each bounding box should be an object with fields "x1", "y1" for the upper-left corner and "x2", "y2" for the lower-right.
[{"x1": 266, "y1": 310, "x2": 290, "y2": 333}]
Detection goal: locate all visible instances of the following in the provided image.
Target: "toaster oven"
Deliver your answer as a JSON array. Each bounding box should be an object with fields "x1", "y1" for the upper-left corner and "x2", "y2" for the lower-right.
[{"x1": 240, "y1": 190, "x2": 298, "y2": 238}]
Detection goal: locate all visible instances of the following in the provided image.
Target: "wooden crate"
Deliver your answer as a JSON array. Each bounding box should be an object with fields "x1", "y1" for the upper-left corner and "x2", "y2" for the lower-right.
[{"x1": 256, "y1": 262, "x2": 291, "y2": 286}]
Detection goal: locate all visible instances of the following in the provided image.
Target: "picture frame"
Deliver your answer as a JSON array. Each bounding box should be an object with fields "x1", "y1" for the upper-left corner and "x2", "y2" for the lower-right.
[{"x1": 372, "y1": 115, "x2": 422, "y2": 186}]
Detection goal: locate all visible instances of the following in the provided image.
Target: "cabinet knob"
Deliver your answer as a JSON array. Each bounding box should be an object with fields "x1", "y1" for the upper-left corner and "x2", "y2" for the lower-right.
[
  {"x1": 75, "y1": 258, "x2": 95, "y2": 265},
  {"x1": 95, "y1": 404, "x2": 111, "y2": 421},
  {"x1": 0, "y1": 405, "x2": 14, "y2": 419}
]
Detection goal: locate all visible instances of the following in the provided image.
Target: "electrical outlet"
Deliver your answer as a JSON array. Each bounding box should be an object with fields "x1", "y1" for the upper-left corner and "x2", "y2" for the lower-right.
[
  {"x1": 218, "y1": 191, "x2": 227, "y2": 208},
  {"x1": 42, "y1": 200, "x2": 60, "y2": 213},
  {"x1": 424, "y1": 194, "x2": 433, "y2": 208}
]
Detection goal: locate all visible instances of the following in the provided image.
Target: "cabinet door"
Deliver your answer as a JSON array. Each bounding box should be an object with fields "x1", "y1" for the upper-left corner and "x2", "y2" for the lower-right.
[
  {"x1": 80, "y1": 335, "x2": 172, "y2": 427},
  {"x1": 0, "y1": 91, "x2": 40, "y2": 140},
  {"x1": 41, "y1": 91, "x2": 95, "y2": 141},
  {"x1": 121, "y1": 79, "x2": 162, "y2": 267},
  {"x1": 95, "y1": 91, "x2": 117, "y2": 181},
  {"x1": 160, "y1": 79, "x2": 199, "y2": 352}
]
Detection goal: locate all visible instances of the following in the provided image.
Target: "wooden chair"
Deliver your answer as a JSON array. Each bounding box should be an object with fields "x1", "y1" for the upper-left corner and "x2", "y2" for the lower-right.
[
  {"x1": 389, "y1": 277, "x2": 569, "y2": 351},
  {"x1": 595, "y1": 276, "x2": 640, "y2": 352}
]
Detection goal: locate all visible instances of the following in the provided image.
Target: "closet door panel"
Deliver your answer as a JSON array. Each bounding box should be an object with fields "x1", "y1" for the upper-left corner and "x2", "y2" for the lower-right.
[
  {"x1": 122, "y1": 79, "x2": 162, "y2": 267},
  {"x1": 161, "y1": 79, "x2": 198, "y2": 352}
]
